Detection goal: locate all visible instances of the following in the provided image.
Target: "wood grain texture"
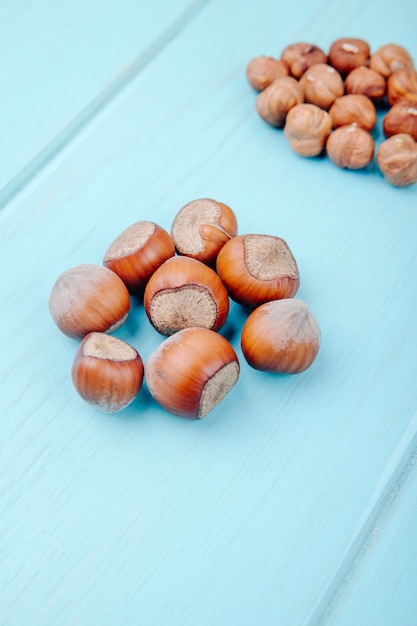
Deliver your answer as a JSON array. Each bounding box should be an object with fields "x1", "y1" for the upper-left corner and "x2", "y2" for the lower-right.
[
  {"x1": 0, "y1": 0, "x2": 209, "y2": 203},
  {"x1": 1, "y1": 1, "x2": 416, "y2": 625}
]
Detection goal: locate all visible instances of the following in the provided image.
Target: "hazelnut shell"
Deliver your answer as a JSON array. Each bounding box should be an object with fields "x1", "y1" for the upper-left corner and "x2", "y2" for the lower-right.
[
  {"x1": 48, "y1": 263, "x2": 130, "y2": 339},
  {"x1": 241, "y1": 299, "x2": 321, "y2": 374},
  {"x1": 171, "y1": 198, "x2": 237, "y2": 266},
  {"x1": 216, "y1": 234, "x2": 299, "y2": 309},
  {"x1": 103, "y1": 221, "x2": 175, "y2": 296},
  {"x1": 143, "y1": 256, "x2": 230, "y2": 335},
  {"x1": 71, "y1": 332, "x2": 144, "y2": 413},
  {"x1": 145, "y1": 327, "x2": 240, "y2": 419}
]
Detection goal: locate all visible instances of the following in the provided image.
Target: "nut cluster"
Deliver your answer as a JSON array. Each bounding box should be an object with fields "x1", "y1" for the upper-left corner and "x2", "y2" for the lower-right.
[
  {"x1": 49, "y1": 199, "x2": 321, "y2": 418},
  {"x1": 247, "y1": 39, "x2": 417, "y2": 187}
]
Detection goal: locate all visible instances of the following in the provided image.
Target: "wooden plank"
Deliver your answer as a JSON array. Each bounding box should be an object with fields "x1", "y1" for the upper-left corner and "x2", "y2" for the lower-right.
[
  {"x1": 0, "y1": 0, "x2": 209, "y2": 201},
  {"x1": 327, "y1": 439, "x2": 417, "y2": 626},
  {"x1": 1, "y1": 1, "x2": 416, "y2": 625}
]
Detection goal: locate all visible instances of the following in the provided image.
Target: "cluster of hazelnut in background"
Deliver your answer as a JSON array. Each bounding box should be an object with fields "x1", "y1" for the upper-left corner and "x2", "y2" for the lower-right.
[
  {"x1": 48, "y1": 199, "x2": 321, "y2": 419},
  {"x1": 246, "y1": 39, "x2": 417, "y2": 187}
]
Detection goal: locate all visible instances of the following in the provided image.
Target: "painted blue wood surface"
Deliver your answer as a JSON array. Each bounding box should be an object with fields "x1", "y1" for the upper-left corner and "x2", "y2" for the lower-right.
[
  {"x1": 0, "y1": 0, "x2": 208, "y2": 204},
  {"x1": 1, "y1": 1, "x2": 416, "y2": 625}
]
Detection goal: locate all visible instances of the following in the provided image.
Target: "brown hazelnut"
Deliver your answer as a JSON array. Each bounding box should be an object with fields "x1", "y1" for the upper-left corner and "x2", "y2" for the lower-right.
[
  {"x1": 170, "y1": 198, "x2": 237, "y2": 265},
  {"x1": 376, "y1": 133, "x2": 417, "y2": 187},
  {"x1": 344, "y1": 66, "x2": 386, "y2": 102},
  {"x1": 281, "y1": 42, "x2": 327, "y2": 79},
  {"x1": 143, "y1": 256, "x2": 229, "y2": 336},
  {"x1": 370, "y1": 44, "x2": 414, "y2": 78},
  {"x1": 241, "y1": 299, "x2": 321, "y2": 374},
  {"x1": 71, "y1": 332, "x2": 144, "y2": 413},
  {"x1": 48, "y1": 264, "x2": 130, "y2": 338},
  {"x1": 387, "y1": 67, "x2": 417, "y2": 106},
  {"x1": 246, "y1": 56, "x2": 289, "y2": 91},
  {"x1": 216, "y1": 234, "x2": 299, "y2": 309},
  {"x1": 103, "y1": 221, "x2": 175, "y2": 296},
  {"x1": 326, "y1": 125, "x2": 374, "y2": 170},
  {"x1": 145, "y1": 327, "x2": 240, "y2": 419},
  {"x1": 383, "y1": 101, "x2": 417, "y2": 140},
  {"x1": 328, "y1": 38, "x2": 370, "y2": 76},
  {"x1": 283, "y1": 103, "x2": 332, "y2": 157},
  {"x1": 329, "y1": 94, "x2": 377, "y2": 131},
  {"x1": 299, "y1": 63, "x2": 344, "y2": 109},
  {"x1": 255, "y1": 76, "x2": 304, "y2": 127}
]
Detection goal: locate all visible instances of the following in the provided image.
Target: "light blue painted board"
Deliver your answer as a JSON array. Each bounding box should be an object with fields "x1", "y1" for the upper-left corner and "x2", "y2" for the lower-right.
[
  {"x1": 330, "y1": 448, "x2": 417, "y2": 626},
  {"x1": 0, "y1": 0, "x2": 208, "y2": 200},
  {"x1": 1, "y1": 1, "x2": 417, "y2": 625}
]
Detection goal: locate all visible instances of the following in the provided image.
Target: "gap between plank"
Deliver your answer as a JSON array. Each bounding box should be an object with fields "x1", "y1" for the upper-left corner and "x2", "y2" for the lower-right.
[
  {"x1": 306, "y1": 410, "x2": 417, "y2": 626},
  {"x1": 0, "y1": 0, "x2": 211, "y2": 212}
]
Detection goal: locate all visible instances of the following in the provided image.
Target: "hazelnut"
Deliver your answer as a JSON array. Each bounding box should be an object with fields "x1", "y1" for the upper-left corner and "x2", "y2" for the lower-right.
[
  {"x1": 281, "y1": 42, "x2": 327, "y2": 79},
  {"x1": 383, "y1": 101, "x2": 417, "y2": 140},
  {"x1": 143, "y1": 256, "x2": 229, "y2": 335},
  {"x1": 216, "y1": 234, "x2": 299, "y2": 309},
  {"x1": 344, "y1": 66, "x2": 386, "y2": 102},
  {"x1": 145, "y1": 327, "x2": 240, "y2": 419},
  {"x1": 328, "y1": 38, "x2": 370, "y2": 76},
  {"x1": 255, "y1": 76, "x2": 304, "y2": 127},
  {"x1": 170, "y1": 198, "x2": 237, "y2": 266},
  {"x1": 329, "y1": 94, "x2": 377, "y2": 131},
  {"x1": 299, "y1": 63, "x2": 344, "y2": 110},
  {"x1": 376, "y1": 133, "x2": 417, "y2": 187},
  {"x1": 387, "y1": 67, "x2": 417, "y2": 106},
  {"x1": 246, "y1": 55, "x2": 289, "y2": 91},
  {"x1": 103, "y1": 221, "x2": 175, "y2": 296},
  {"x1": 71, "y1": 332, "x2": 144, "y2": 413},
  {"x1": 48, "y1": 264, "x2": 130, "y2": 338},
  {"x1": 283, "y1": 103, "x2": 332, "y2": 157},
  {"x1": 241, "y1": 299, "x2": 321, "y2": 374},
  {"x1": 326, "y1": 125, "x2": 374, "y2": 170},
  {"x1": 370, "y1": 44, "x2": 414, "y2": 78}
]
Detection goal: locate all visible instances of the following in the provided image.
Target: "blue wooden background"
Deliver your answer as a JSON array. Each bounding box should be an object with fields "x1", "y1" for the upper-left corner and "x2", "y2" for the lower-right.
[{"x1": 1, "y1": 1, "x2": 416, "y2": 624}]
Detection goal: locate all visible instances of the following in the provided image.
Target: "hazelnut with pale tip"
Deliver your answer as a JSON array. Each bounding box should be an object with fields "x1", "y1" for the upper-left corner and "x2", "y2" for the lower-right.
[
  {"x1": 216, "y1": 234, "x2": 299, "y2": 310},
  {"x1": 241, "y1": 299, "x2": 321, "y2": 374},
  {"x1": 71, "y1": 332, "x2": 144, "y2": 413},
  {"x1": 103, "y1": 220, "x2": 175, "y2": 296},
  {"x1": 143, "y1": 256, "x2": 230, "y2": 336},
  {"x1": 145, "y1": 327, "x2": 240, "y2": 419},
  {"x1": 48, "y1": 263, "x2": 130, "y2": 339}
]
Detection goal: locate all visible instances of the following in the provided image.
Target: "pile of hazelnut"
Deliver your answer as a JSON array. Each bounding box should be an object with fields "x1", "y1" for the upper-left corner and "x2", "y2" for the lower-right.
[
  {"x1": 48, "y1": 199, "x2": 321, "y2": 419},
  {"x1": 246, "y1": 39, "x2": 417, "y2": 187}
]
